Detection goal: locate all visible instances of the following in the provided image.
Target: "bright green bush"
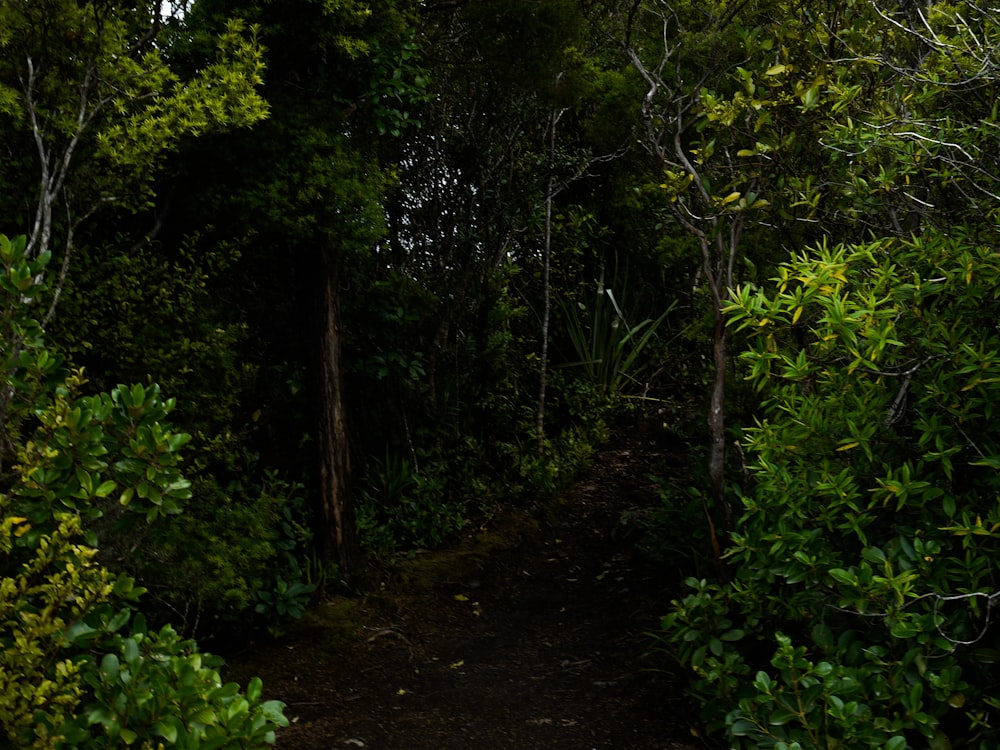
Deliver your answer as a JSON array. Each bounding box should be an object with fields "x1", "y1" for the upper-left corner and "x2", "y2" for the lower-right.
[
  {"x1": 0, "y1": 507, "x2": 287, "y2": 749},
  {"x1": 661, "y1": 233, "x2": 1000, "y2": 749},
  {"x1": 0, "y1": 511, "x2": 116, "y2": 748},
  {"x1": 0, "y1": 233, "x2": 287, "y2": 747}
]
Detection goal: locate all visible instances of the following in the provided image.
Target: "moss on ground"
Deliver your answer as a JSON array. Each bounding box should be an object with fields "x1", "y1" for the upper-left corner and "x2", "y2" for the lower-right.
[{"x1": 389, "y1": 510, "x2": 540, "y2": 591}]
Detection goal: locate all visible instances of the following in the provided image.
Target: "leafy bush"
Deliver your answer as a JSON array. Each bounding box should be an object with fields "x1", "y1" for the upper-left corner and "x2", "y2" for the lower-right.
[
  {"x1": 126, "y1": 466, "x2": 319, "y2": 638},
  {"x1": 0, "y1": 505, "x2": 287, "y2": 749},
  {"x1": 661, "y1": 234, "x2": 1000, "y2": 748},
  {"x1": 74, "y1": 611, "x2": 287, "y2": 748},
  {"x1": 356, "y1": 449, "x2": 468, "y2": 558},
  {"x1": 0, "y1": 232, "x2": 287, "y2": 747},
  {"x1": 558, "y1": 275, "x2": 677, "y2": 398},
  {"x1": 49, "y1": 230, "x2": 323, "y2": 636},
  {"x1": 510, "y1": 418, "x2": 608, "y2": 499},
  {"x1": 0, "y1": 511, "x2": 118, "y2": 748}
]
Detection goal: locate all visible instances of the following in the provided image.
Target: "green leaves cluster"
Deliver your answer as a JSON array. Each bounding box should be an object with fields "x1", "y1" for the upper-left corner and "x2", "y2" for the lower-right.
[
  {"x1": 13, "y1": 376, "x2": 193, "y2": 536},
  {"x1": 0, "y1": 0, "x2": 269, "y2": 259},
  {"x1": 0, "y1": 512, "x2": 114, "y2": 748},
  {"x1": 641, "y1": 3, "x2": 1000, "y2": 746},
  {"x1": 1, "y1": 522, "x2": 287, "y2": 748},
  {"x1": 560, "y1": 277, "x2": 676, "y2": 398},
  {"x1": 662, "y1": 232, "x2": 1000, "y2": 748},
  {"x1": 0, "y1": 234, "x2": 51, "y2": 408},
  {"x1": 96, "y1": 18, "x2": 270, "y2": 178},
  {"x1": 81, "y1": 618, "x2": 286, "y2": 748},
  {"x1": 0, "y1": 233, "x2": 287, "y2": 747}
]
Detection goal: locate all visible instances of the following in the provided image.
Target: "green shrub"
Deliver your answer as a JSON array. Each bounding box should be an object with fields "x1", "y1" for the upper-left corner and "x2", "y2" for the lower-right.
[
  {"x1": 0, "y1": 232, "x2": 287, "y2": 747},
  {"x1": 559, "y1": 275, "x2": 677, "y2": 398},
  {"x1": 124, "y1": 466, "x2": 319, "y2": 638},
  {"x1": 356, "y1": 448, "x2": 468, "y2": 558},
  {"x1": 47, "y1": 230, "x2": 322, "y2": 636},
  {"x1": 661, "y1": 234, "x2": 1000, "y2": 749},
  {"x1": 0, "y1": 511, "x2": 117, "y2": 748},
  {"x1": 0, "y1": 505, "x2": 288, "y2": 749}
]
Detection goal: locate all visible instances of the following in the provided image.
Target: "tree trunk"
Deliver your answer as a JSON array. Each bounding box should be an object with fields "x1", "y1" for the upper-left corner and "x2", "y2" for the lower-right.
[
  {"x1": 708, "y1": 311, "x2": 733, "y2": 533},
  {"x1": 536, "y1": 108, "x2": 559, "y2": 458},
  {"x1": 696, "y1": 237, "x2": 734, "y2": 581},
  {"x1": 314, "y1": 248, "x2": 359, "y2": 580}
]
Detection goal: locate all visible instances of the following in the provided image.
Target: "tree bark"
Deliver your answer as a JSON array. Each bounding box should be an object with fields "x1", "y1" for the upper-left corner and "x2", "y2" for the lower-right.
[
  {"x1": 708, "y1": 310, "x2": 733, "y2": 532},
  {"x1": 687, "y1": 230, "x2": 735, "y2": 580},
  {"x1": 536, "y1": 107, "x2": 559, "y2": 458},
  {"x1": 314, "y1": 248, "x2": 359, "y2": 580}
]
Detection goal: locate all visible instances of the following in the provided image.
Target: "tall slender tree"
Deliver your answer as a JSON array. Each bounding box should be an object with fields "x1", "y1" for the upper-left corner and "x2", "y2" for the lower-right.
[
  {"x1": 0, "y1": 0, "x2": 267, "y2": 464},
  {"x1": 160, "y1": 0, "x2": 425, "y2": 578}
]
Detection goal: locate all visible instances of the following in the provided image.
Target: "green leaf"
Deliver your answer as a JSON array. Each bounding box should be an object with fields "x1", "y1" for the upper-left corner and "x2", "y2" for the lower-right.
[
  {"x1": 107, "y1": 607, "x2": 131, "y2": 633},
  {"x1": 100, "y1": 653, "x2": 120, "y2": 681},
  {"x1": 189, "y1": 707, "x2": 218, "y2": 725},
  {"x1": 130, "y1": 383, "x2": 146, "y2": 408},
  {"x1": 64, "y1": 621, "x2": 98, "y2": 646},
  {"x1": 153, "y1": 720, "x2": 178, "y2": 743},
  {"x1": 123, "y1": 637, "x2": 140, "y2": 665},
  {"x1": 95, "y1": 479, "x2": 117, "y2": 497},
  {"x1": 246, "y1": 676, "x2": 263, "y2": 703},
  {"x1": 828, "y1": 568, "x2": 855, "y2": 585},
  {"x1": 86, "y1": 705, "x2": 115, "y2": 729},
  {"x1": 262, "y1": 699, "x2": 289, "y2": 726},
  {"x1": 769, "y1": 706, "x2": 799, "y2": 726}
]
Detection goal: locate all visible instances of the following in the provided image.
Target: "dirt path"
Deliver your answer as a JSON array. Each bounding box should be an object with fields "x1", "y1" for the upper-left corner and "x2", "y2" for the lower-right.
[{"x1": 226, "y1": 429, "x2": 703, "y2": 749}]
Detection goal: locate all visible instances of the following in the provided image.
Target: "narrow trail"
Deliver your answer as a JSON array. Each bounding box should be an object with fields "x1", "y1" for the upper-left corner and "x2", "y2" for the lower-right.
[{"x1": 227, "y1": 427, "x2": 704, "y2": 749}]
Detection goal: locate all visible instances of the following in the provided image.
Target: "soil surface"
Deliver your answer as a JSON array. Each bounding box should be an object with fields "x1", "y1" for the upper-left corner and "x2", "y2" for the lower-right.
[{"x1": 226, "y1": 426, "x2": 705, "y2": 750}]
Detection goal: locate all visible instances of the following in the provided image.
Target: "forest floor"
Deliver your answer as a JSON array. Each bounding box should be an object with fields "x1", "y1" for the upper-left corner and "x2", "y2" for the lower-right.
[{"x1": 226, "y1": 422, "x2": 708, "y2": 750}]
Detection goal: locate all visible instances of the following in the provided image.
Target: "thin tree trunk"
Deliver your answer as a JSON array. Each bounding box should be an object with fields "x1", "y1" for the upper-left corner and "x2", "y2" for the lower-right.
[
  {"x1": 536, "y1": 108, "x2": 558, "y2": 457},
  {"x1": 695, "y1": 235, "x2": 733, "y2": 581},
  {"x1": 622, "y1": 13, "x2": 745, "y2": 580},
  {"x1": 535, "y1": 187, "x2": 552, "y2": 457},
  {"x1": 314, "y1": 248, "x2": 359, "y2": 580},
  {"x1": 708, "y1": 312, "x2": 733, "y2": 531}
]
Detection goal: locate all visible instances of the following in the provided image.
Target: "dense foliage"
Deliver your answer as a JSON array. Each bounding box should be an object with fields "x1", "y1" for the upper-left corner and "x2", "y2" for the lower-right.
[
  {"x1": 649, "y1": 1, "x2": 1000, "y2": 747},
  {"x1": 666, "y1": 235, "x2": 1000, "y2": 748},
  {"x1": 0, "y1": 234, "x2": 286, "y2": 747},
  {"x1": 4, "y1": 0, "x2": 1000, "y2": 746}
]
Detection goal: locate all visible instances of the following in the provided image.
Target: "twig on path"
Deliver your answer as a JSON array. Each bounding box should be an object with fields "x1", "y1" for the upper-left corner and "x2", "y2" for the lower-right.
[{"x1": 363, "y1": 627, "x2": 414, "y2": 661}]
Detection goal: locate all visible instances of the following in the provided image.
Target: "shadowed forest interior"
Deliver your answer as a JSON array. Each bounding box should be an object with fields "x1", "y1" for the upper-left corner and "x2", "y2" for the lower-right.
[{"x1": 3, "y1": 1, "x2": 1000, "y2": 748}]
